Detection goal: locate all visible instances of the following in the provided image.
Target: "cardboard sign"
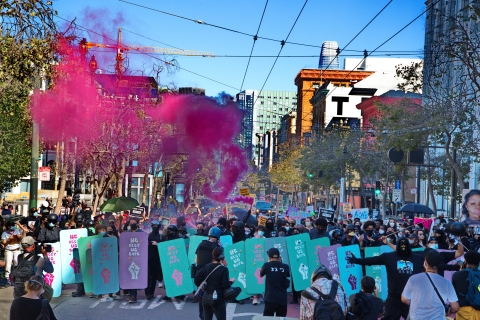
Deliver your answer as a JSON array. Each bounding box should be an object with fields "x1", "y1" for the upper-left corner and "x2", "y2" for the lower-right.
[
  {"x1": 337, "y1": 245, "x2": 363, "y2": 298},
  {"x1": 130, "y1": 206, "x2": 145, "y2": 218},
  {"x1": 343, "y1": 203, "x2": 352, "y2": 213},
  {"x1": 351, "y1": 208, "x2": 369, "y2": 222},
  {"x1": 245, "y1": 238, "x2": 266, "y2": 295},
  {"x1": 78, "y1": 235, "x2": 103, "y2": 293},
  {"x1": 239, "y1": 187, "x2": 250, "y2": 196},
  {"x1": 119, "y1": 232, "x2": 148, "y2": 290},
  {"x1": 158, "y1": 238, "x2": 193, "y2": 297},
  {"x1": 92, "y1": 236, "x2": 120, "y2": 295},
  {"x1": 319, "y1": 209, "x2": 335, "y2": 221},
  {"x1": 60, "y1": 229, "x2": 88, "y2": 284},
  {"x1": 264, "y1": 237, "x2": 292, "y2": 292},
  {"x1": 220, "y1": 235, "x2": 233, "y2": 247},
  {"x1": 285, "y1": 234, "x2": 310, "y2": 291},
  {"x1": 365, "y1": 246, "x2": 388, "y2": 301},
  {"x1": 43, "y1": 242, "x2": 62, "y2": 297},
  {"x1": 318, "y1": 244, "x2": 341, "y2": 282},
  {"x1": 258, "y1": 216, "x2": 268, "y2": 226},
  {"x1": 224, "y1": 241, "x2": 250, "y2": 301},
  {"x1": 307, "y1": 238, "x2": 330, "y2": 272},
  {"x1": 187, "y1": 236, "x2": 205, "y2": 265}
]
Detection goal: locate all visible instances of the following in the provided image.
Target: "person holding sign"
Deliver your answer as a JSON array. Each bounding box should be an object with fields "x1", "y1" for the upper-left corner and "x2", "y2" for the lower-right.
[
  {"x1": 125, "y1": 218, "x2": 144, "y2": 303},
  {"x1": 194, "y1": 247, "x2": 235, "y2": 320},
  {"x1": 145, "y1": 220, "x2": 162, "y2": 300},
  {"x1": 347, "y1": 237, "x2": 425, "y2": 320},
  {"x1": 260, "y1": 248, "x2": 290, "y2": 317}
]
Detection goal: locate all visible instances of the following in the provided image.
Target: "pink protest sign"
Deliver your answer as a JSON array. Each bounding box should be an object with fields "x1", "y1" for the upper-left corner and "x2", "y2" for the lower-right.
[{"x1": 119, "y1": 232, "x2": 148, "y2": 289}]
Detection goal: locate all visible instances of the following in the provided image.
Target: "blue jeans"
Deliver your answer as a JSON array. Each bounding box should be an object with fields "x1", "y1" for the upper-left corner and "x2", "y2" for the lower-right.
[{"x1": 130, "y1": 289, "x2": 137, "y2": 298}]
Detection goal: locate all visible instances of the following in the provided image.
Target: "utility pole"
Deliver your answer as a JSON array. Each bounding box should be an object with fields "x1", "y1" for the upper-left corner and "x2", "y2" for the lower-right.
[
  {"x1": 29, "y1": 121, "x2": 39, "y2": 210},
  {"x1": 450, "y1": 148, "x2": 457, "y2": 219}
]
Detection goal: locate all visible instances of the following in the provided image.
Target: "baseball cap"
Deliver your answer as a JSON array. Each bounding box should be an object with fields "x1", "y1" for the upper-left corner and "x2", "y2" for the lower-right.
[
  {"x1": 425, "y1": 250, "x2": 442, "y2": 268},
  {"x1": 21, "y1": 236, "x2": 35, "y2": 247},
  {"x1": 267, "y1": 248, "x2": 280, "y2": 258}
]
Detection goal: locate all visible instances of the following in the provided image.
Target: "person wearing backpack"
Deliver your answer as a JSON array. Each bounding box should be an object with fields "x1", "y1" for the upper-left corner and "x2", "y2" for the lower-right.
[
  {"x1": 10, "y1": 274, "x2": 57, "y2": 320},
  {"x1": 300, "y1": 265, "x2": 348, "y2": 320},
  {"x1": 347, "y1": 276, "x2": 383, "y2": 320},
  {"x1": 452, "y1": 250, "x2": 480, "y2": 320},
  {"x1": 13, "y1": 236, "x2": 53, "y2": 298}
]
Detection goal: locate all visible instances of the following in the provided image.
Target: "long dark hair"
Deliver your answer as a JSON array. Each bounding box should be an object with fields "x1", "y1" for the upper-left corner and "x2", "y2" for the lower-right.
[{"x1": 462, "y1": 189, "x2": 480, "y2": 217}]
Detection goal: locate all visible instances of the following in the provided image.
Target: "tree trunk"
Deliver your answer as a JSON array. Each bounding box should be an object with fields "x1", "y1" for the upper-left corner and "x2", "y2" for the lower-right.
[
  {"x1": 116, "y1": 157, "x2": 126, "y2": 197},
  {"x1": 141, "y1": 171, "x2": 148, "y2": 205},
  {"x1": 54, "y1": 141, "x2": 60, "y2": 191},
  {"x1": 445, "y1": 134, "x2": 466, "y2": 191},
  {"x1": 54, "y1": 142, "x2": 67, "y2": 214}
]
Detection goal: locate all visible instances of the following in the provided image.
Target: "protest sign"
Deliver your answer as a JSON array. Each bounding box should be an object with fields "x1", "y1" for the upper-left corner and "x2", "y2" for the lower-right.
[
  {"x1": 158, "y1": 238, "x2": 193, "y2": 297},
  {"x1": 318, "y1": 244, "x2": 341, "y2": 281},
  {"x1": 239, "y1": 187, "x2": 250, "y2": 196},
  {"x1": 365, "y1": 247, "x2": 388, "y2": 301},
  {"x1": 187, "y1": 235, "x2": 205, "y2": 264},
  {"x1": 119, "y1": 232, "x2": 148, "y2": 290},
  {"x1": 337, "y1": 245, "x2": 363, "y2": 298},
  {"x1": 343, "y1": 203, "x2": 352, "y2": 213},
  {"x1": 414, "y1": 217, "x2": 433, "y2": 230},
  {"x1": 351, "y1": 208, "x2": 369, "y2": 222},
  {"x1": 141, "y1": 221, "x2": 152, "y2": 233},
  {"x1": 264, "y1": 237, "x2": 292, "y2": 292},
  {"x1": 258, "y1": 216, "x2": 268, "y2": 226},
  {"x1": 287, "y1": 211, "x2": 313, "y2": 223},
  {"x1": 92, "y1": 236, "x2": 119, "y2": 295},
  {"x1": 60, "y1": 229, "x2": 88, "y2": 284},
  {"x1": 220, "y1": 235, "x2": 233, "y2": 247},
  {"x1": 78, "y1": 235, "x2": 102, "y2": 293},
  {"x1": 224, "y1": 241, "x2": 250, "y2": 300},
  {"x1": 307, "y1": 238, "x2": 330, "y2": 272},
  {"x1": 379, "y1": 245, "x2": 394, "y2": 299},
  {"x1": 187, "y1": 228, "x2": 197, "y2": 237},
  {"x1": 130, "y1": 206, "x2": 145, "y2": 219},
  {"x1": 286, "y1": 234, "x2": 310, "y2": 291},
  {"x1": 245, "y1": 238, "x2": 266, "y2": 295},
  {"x1": 43, "y1": 242, "x2": 62, "y2": 297},
  {"x1": 319, "y1": 209, "x2": 335, "y2": 221}
]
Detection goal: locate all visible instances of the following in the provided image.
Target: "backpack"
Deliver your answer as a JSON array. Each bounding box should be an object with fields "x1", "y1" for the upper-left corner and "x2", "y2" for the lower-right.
[
  {"x1": 302, "y1": 280, "x2": 345, "y2": 320},
  {"x1": 35, "y1": 299, "x2": 51, "y2": 320},
  {"x1": 347, "y1": 291, "x2": 372, "y2": 318},
  {"x1": 465, "y1": 268, "x2": 480, "y2": 310},
  {"x1": 12, "y1": 253, "x2": 40, "y2": 298}
]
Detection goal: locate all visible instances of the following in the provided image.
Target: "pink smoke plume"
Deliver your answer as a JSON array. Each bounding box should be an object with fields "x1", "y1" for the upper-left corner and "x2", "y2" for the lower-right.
[{"x1": 226, "y1": 196, "x2": 254, "y2": 205}]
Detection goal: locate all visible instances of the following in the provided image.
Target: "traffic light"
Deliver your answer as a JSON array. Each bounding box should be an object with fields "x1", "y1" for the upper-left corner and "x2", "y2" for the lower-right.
[
  {"x1": 375, "y1": 181, "x2": 381, "y2": 195},
  {"x1": 308, "y1": 173, "x2": 313, "y2": 179}
]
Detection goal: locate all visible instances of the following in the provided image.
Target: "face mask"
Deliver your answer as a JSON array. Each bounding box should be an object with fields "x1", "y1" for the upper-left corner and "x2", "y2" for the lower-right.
[
  {"x1": 379, "y1": 230, "x2": 385, "y2": 235},
  {"x1": 278, "y1": 232, "x2": 286, "y2": 237},
  {"x1": 107, "y1": 230, "x2": 114, "y2": 235},
  {"x1": 100, "y1": 231, "x2": 106, "y2": 236},
  {"x1": 40, "y1": 288, "x2": 45, "y2": 295},
  {"x1": 245, "y1": 230, "x2": 251, "y2": 236},
  {"x1": 285, "y1": 227, "x2": 290, "y2": 231},
  {"x1": 33, "y1": 212, "x2": 38, "y2": 217},
  {"x1": 10, "y1": 226, "x2": 15, "y2": 231},
  {"x1": 387, "y1": 238, "x2": 391, "y2": 243},
  {"x1": 258, "y1": 231, "x2": 264, "y2": 236},
  {"x1": 408, "y1": 239, "x2": 414, "y2": 244},
  {"x1": 130, "y1": 224, "x2": 137, "y2": 231},
  {"x1": 429, "y1": 244, "x2": 438, "y2": 250},
  {"x1": 399, "y1": 228, "x2": 405, "y2": 233},
  {"x1": 348, "y1": 232, "x2": 355, "y2": 236},
  {"x1": 366, "y1": 230, "x2": 374, "y2": 236},
  {"x1": 389, "y1": 223, "x2": 395, "y2": 227},
  {"x1": 127, "y1": 226, "x2": 131, "y2": 231},
  {"x1": 305, "y1": 222, "x2": 311, "y2": 227}
]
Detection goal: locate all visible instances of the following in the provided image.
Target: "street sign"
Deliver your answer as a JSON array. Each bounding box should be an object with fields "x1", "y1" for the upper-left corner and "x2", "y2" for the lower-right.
[
  {"x1": 395, "y1": 180, "x2": 401, "y2": 189},
  {"x1": 39, "y1": 167, "x2": 51, "y2": 181},
  {"x1": 392, "y1": 189, "x2": 402, "y2": 203},
  {"x1": 410, "y1": 187, "x2": 417, "y2": 194}
]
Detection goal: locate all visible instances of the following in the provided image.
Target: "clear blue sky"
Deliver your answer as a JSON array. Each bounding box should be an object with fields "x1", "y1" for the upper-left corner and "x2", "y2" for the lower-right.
[{"x1": 54, "y1": 0, "x2": 426, "y2": 97}]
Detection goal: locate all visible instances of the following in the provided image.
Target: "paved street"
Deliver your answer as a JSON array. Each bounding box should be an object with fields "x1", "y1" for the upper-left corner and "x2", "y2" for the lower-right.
[{"x1": 0, "y1": 284, "x2": 301, "y2": 320}]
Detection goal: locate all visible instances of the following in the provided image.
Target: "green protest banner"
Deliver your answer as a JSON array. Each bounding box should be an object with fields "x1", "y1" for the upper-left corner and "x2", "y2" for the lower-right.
[
  {"x1": 412, "y1": 247, "x2": 424, "y2": 252},
  {"x1": 264, "y1": 237, "x2": 292, "y2": 292},
  {"x1": 158, "y1": 238, "x2": 194, "y2": 297},
  {"x1": 78, "y1": 235, "x2": 102, "y2": 293},
  {"x1": 245, "y1": 238, "x2": 266, "y2": 295},
  {"x1": 187, "y1": 235, "x2": 205, "y2": 265},
  {"x1": 364, "y1": 246, "x2": 388, "y2": 301},
  {"x1": 285, "y1": 234, "x2": 310, "y2": 291},
  {"x1": 307, "y1": 238, "x2": 330, "y2": 273},
  {"x1": 224, "y1": 241, "x2": 250, "y2": 301}
]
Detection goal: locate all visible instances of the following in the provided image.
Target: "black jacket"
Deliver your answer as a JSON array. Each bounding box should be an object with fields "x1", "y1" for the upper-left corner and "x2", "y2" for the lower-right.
[{"x1": 194, "y1": 262, "x2": 231, "y2": 298}]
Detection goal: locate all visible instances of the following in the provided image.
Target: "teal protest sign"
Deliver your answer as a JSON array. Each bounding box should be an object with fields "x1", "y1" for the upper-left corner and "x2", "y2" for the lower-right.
[
  {"x1": 43, "y1": 242, "x2": 62, "y2": 297},
  {"x1": 245, "y1": 238, "x2": 266, "y2": 294},
  {"x1": 285, "y1": 234, "x2": 310, "y2": 291},
  {"x1": 224, "y1": 241, "x2": 250, "y2": 300},
  {"x1": 365, "y1": 247, "x2": 388, "y2": 301},
  {"x1": 220, "y1": 235, "x2": 233, "y2": 247},
  {"x1": 412, "y1": 247, "x2": 424, "y2": 252},
  {"x1": 307, "y1": 238, "x2": 330, "y2": 272},
  {"x1": 158, "y1": 238, "x2": 194, "y2": 297},
  {"x1": 264, "y1": 237, "x2": 292, "y2": 292},
  {"x1": 78, "y1": 235, "x2": 102, "y2": 293},
  {"x1": 337, "y1": 245, "x2": 363, "y2": 298},
  {"x1": 379, "y1": 245, "x2": 393, "y2": 299},
  {"x1": 188, "y1": 236, "x2": 205, "y2": 265},
  {"x1": 187, "y1": 228, "x2": 197, "y2": 237},
  {"x1": 91, "y1": 236, "x2": 120, "y2": 295},
  {"x1": 60, "y1": 229, "x2": 88, "y2": 284}
]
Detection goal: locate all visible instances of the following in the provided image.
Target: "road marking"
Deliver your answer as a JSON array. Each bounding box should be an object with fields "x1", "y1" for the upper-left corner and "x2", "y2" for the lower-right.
[
  {"x1": 119, "y1": 299, "x2": 148, "y2": 309},
  {"x1": 107, "y1": 302, "x2": 116, "y2": 309},
  {"x1": 172, "y1": 297, "x2": 186, "y2": 310},
  {"x1": 89, "y1": 301, "x2": 101, "y2": 308},
  {"x1": 147, "y1": 295, "x2": 166, "y2": 310},
  {"x1": 233, "y1": 313, "x2": 263, "y2": 317},
  {"x1": 226, "y1": 303, "x2": 237, "y2": 320}
]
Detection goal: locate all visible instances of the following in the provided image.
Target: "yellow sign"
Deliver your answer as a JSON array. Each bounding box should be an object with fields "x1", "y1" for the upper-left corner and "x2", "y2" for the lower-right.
[
  {"x1": 239, "y1": 187, "x2": 250, "y2": 196},
  {"x1": 343, "y1": 203, "x2": 352, "y2": 213},
  {"x1": 258, "y1": 216, "x2": 268, "y2": 226}
]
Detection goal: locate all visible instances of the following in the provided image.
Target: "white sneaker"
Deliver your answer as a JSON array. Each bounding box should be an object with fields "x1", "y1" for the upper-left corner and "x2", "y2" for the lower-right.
[
  {"x1": 111, "y1": 294, "x2": 122, "y2": 300},
  {"x1": 100, "y1": 296, "x2": 113, "y2": 302},
  {"x1": 158, "y1": 281, "x2": 164, "y2": 288},
  {"x1": 252, "y1": 297, "x2": 259, "y2": 305}
]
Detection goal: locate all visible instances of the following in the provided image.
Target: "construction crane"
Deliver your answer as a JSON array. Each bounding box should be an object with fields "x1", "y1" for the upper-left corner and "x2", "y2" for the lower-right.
[{"x1": 79, "y1": 28, "x2": 215, "y2": 75}]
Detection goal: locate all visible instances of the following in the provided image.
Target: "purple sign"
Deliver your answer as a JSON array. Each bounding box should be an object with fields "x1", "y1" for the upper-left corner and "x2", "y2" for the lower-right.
[
  {"x1": 119, "y1": 232, "x2": 149, "y2": 289},
  {"x1": 318, "y1": 244, "x2": 341, "y2": 281}
]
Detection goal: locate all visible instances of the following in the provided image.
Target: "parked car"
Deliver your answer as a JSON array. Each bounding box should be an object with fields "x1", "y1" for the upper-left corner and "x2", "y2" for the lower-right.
[{"x1": 254, "y1": 201, "x2": 272, "y2": 215}]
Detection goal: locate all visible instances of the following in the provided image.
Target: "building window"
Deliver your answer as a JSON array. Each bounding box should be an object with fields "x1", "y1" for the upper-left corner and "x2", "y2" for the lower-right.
[
  {"x1": 292, "y1": 102, "x2": 297, "y2": 105},
  {"x1": 261, "y1": 102, "x2": 264, "y2": 104},
  {"x1": 285, "y1": 97, "x2": 289, "y2": 99},
  {"x1": 279, "y1": 108, "x2": 283, "y2": 111},
  {"x1": 268, "y1": 96, "x2": 271, "y2": 98}
]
